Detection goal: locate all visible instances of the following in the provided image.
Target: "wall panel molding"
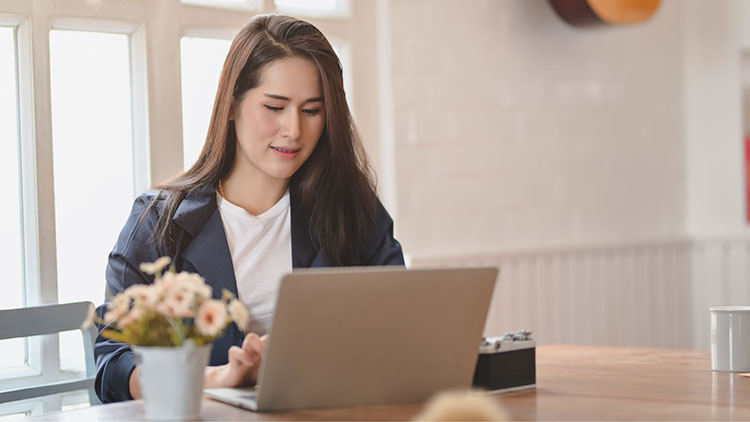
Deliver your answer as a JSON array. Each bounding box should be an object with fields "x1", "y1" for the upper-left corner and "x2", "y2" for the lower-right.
[{"x1": 412, "y1": 235, "x2": 750, "y2": 350}]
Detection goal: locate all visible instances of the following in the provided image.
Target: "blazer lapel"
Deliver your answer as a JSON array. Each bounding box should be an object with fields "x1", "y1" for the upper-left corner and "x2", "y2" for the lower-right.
[
  {"x1": 172, "y1": 186, "x2": 238, "y2": 298},
  {"x1": 170, "y1": 182, "x2": 317, "y2": 300},
  {"x1": 180, "y1": 209, "x2": 238, "y2": 298}
]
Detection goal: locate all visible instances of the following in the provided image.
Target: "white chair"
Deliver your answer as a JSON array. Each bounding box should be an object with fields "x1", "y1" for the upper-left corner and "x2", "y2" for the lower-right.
[{"x1": 0, "y1": 302, "x2": 100, "y2": 406}]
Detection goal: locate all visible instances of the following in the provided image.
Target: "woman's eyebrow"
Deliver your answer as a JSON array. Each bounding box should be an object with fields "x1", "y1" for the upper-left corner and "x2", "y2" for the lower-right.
[{"x1": 263, "y1": 93, "x2": 323, "y2": 103}]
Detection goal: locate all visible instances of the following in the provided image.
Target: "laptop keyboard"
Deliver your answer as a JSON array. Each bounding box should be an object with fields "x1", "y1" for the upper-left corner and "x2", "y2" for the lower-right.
[{"x1": 239, "y1": 392, "x2": 257, "y2": 400}]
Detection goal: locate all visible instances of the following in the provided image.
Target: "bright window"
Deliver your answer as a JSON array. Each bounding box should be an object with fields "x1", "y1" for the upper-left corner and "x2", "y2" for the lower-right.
[
  {"x1": 181, "y1": 36, "x2": 232, "y2": 170},
  {"x1": 330, "y1": 39, "x2": 353, "y2": 113},
  {"x1": 49, "y1": 29, "x2": 137, "y2": 371},
  {"x1": 180, "y1": 0, "x2": 261, "y2": 11},
  {"x1": 0, "y1": 26, "x2": 27, "y2": 370},
  {"x1": 275, "y1": 0, "x2": 349, "y2": 16}
]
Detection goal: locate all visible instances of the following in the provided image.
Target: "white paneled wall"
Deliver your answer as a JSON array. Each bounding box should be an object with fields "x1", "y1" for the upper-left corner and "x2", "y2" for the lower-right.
[{"x1": 412, "y1": 236, "x2": 750, "y2": 350}]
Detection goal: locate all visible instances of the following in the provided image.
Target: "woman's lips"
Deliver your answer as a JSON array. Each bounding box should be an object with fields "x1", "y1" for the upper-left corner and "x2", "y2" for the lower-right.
[{"x1": 270, "y1": 146, "x2": 300, "y2": 158}]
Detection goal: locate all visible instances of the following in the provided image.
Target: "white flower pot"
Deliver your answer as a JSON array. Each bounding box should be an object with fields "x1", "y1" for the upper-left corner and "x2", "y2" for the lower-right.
[{"x1": 133, "y1": 341, "x2": 212, "y2": 420}]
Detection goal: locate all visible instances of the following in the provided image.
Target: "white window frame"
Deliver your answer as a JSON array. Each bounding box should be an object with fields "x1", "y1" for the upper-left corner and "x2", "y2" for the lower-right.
[
  {"x1": 0, "y1": 13, "x2": 42, "y2": 385},
  {"x1": 0, "y1": 0, "x2": 378, "y2": 414}
]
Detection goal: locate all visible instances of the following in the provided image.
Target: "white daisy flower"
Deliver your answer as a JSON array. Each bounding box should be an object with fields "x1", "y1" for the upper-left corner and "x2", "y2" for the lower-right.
[
  {"x1": 139, "y1": 256, "x2": 172, "y2": 275},
  {"x1": 228, "y1": 299, "x2": 250, "y2": 333}
]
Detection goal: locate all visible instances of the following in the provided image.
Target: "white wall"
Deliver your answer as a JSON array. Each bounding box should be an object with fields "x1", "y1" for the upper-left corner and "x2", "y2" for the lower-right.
[
  {"x1": 381, "y1": 0, "x2": 750, "y2": 349},
  {"x1": 385, "y1": 0, "x2": 687, "y2": 260},
  {"x1": 684, "y1": 0, "x2": 748, "y2": 237}
]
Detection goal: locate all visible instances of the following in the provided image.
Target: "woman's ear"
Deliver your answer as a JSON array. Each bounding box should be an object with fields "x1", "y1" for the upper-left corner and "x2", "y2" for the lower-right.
[{"x1": 228, "y1": 100, "x2": 235, "y2": 121}]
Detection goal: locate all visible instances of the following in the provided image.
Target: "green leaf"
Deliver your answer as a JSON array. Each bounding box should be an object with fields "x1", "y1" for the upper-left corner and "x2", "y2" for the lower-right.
[{"x1": 100, "y1": 329, "x2": 133, "y2": 344}]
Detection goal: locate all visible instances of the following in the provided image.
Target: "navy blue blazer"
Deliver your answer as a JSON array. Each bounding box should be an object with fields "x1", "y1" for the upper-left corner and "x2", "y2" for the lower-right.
[{"x1": 94, "y1": 184, "x2": 404, "y2": 403}]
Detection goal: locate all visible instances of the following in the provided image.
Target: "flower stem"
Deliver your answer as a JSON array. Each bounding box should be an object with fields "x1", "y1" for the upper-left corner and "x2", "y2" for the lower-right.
[{"x1": 165, "y1": 316, "x2": 185, "y2": 346}]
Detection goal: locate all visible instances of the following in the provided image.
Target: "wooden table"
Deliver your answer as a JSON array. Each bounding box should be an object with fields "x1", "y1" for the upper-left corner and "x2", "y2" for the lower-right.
[{"x1": 27, "y1": 345, "x2": 750, "y2": 420}]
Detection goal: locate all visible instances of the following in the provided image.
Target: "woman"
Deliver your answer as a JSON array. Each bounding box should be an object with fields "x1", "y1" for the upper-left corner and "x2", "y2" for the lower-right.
[{"x1": 95, "y1": 14, "x2": 404, "y2": 403}]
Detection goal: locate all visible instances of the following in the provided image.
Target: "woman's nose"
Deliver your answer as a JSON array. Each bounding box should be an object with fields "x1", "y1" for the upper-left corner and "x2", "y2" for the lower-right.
[{"x1": 281, "y1": 110, "x2": 301, "y2": 140}]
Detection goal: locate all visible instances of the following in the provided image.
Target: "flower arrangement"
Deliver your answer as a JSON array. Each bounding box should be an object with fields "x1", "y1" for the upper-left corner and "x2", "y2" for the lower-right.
[{"x1": 83, "y1": 257, "x2": 250, "y2": 347}]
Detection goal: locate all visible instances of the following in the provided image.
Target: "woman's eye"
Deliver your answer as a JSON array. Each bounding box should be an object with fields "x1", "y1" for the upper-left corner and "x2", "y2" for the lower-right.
[
  {"x1": 302, "y1": 109, "x2": 321, "y2": 116},
  {"x1": 264, "y1": 105, "x2": 283, "y2": 112}
]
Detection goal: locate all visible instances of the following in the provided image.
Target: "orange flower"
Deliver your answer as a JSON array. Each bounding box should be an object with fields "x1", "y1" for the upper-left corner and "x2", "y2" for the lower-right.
[
  {"x1": 196, "y1": 300, "x2": 227, "y2": 337},
  {"x1": 158, "y1": 291, "x2": 194, "y2": 318}
]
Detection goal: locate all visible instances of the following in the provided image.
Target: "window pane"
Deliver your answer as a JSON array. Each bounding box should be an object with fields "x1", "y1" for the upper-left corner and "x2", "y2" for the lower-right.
[
  {"x1": 276, "y1": 0, "x2": 335, "y2": 10},
  {"x1": 181, "y1": 37, "x2": 231, "y2": 170},
  {"x1": 180, "y1": 0, "x2": 261, "y2": 11},
  {"x1": 49, "y1": 30, "x2": 136, "y2": 372},
  {"x1": 0, "y1": 26, "x2": 27, "y2": 370},
  {"x1": 59, "y1": 330, "x2": 84, "y2": 373},
  {"x1": 275, "y1": 0, "x2": 348, "y2": 15}
]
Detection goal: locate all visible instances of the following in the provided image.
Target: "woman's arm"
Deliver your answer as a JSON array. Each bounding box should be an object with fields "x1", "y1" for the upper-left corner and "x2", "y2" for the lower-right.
[
  {"x1": 94, "y1": 193, "x2": 163, "y2": 403},
  {"x1": 362, "y1": 199, "x2": 405, "y2": 266},
  {"x1": 128, "y1": 368, "x2": 141, "y2": 399}
]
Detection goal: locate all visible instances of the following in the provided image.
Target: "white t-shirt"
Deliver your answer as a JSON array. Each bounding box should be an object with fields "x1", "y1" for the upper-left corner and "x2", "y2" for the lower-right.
[{"x1": 216, "y1": 190, "x2": 292, "y2": 335}]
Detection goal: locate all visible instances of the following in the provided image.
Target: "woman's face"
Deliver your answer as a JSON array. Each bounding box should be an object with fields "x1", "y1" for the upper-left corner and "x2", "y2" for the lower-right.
[{"x1": 232, "y1": 56, "x2": 325, "y2": 183}]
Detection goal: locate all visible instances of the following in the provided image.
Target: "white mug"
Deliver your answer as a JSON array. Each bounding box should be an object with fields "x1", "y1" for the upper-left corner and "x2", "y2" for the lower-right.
[{"x1": 710, "y1": 306, "x2": 750, "y2": 372}]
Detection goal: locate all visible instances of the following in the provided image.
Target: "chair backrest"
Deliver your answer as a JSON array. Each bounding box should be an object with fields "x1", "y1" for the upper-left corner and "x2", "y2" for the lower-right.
[{"x1": 0, "y1": 302, "x2": 100, "y2": 405}]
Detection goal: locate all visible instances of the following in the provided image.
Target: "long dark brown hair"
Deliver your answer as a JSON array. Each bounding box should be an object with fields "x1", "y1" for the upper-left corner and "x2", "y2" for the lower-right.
[{"x1": 148, "y1": 14, "x2": 377, "y2": 265}]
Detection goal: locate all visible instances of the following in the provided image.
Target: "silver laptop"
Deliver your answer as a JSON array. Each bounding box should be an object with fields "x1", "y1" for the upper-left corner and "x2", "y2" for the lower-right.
[{"x1": 204, "y1": 266, "x2": 497, "y2": 412}]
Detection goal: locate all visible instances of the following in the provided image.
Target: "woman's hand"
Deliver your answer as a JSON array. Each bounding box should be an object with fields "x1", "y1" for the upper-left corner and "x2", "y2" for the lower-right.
[{"x1": 204, "y1": 333, "x2": 269, "y2": 389}]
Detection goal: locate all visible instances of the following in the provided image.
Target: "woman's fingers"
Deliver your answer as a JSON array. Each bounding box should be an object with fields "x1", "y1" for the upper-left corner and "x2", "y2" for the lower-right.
[
  {"x1": 241, "y1": 332, "x2": 261, "y2": 349},
  {"x1": 242, "y1": 333, "x2": 267, "y2": 359},
  {"x1": 231, "y1": 332, "x2": 267, "y2": 368},
  {"x1": 222, "y1": 333, "x2": 269, "y2": 388},
  {"x1": 228, "y1": 345, "x2": 254, "y2": 367}
]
